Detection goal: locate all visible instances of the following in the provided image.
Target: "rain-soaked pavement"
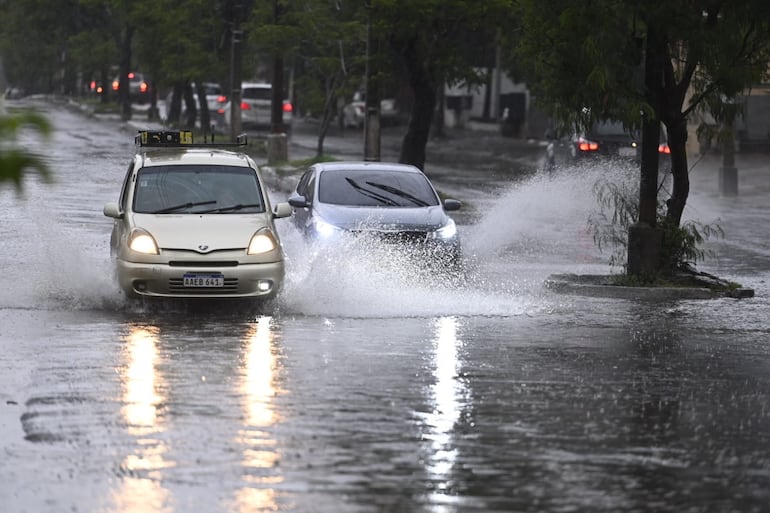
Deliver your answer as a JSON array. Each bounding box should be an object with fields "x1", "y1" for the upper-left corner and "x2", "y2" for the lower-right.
[{"x1": 1, "y1": 97, "x2": 769, "y2": 513}]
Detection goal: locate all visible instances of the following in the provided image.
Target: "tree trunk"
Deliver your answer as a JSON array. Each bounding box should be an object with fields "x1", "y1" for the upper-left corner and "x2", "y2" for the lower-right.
[
  {"x1": 147, "y1": 80, "x2": 160, "y2": 121},
  {"x1": 183, "y1": 82, "x2": 197, "y2": 129},
  {"x1": 195, "y1": 81, "x2": 211, "y2": 134},
  {"x1": 118, "y1": 25, "x2": 134, "y2": 121},
  {"x1": 665, "y1": 116, "x2": 689, "y2": 225},
  {"x1": 398, "y1": 40, "x2": 436, "y2": 171},
  {"x1": 166, "y1": 82, "x2": 184, "y2": 126}
]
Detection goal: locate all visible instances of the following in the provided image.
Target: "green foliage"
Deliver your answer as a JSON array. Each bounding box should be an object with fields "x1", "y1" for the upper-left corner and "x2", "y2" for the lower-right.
[
  {"x1": 587, "y1": 177, "x2": 722, "y2": 274},
  {"x1": 0, "y1": 110, "x2": 52, "y2": 192},
  {"x1": 512, "y1": 0, "x2": 646, "y2": 133}
]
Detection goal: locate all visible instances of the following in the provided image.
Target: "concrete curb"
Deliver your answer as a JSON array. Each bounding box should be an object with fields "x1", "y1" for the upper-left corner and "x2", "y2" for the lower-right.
[{"x1": 545, "y1": 274, "x2": 755, "y2": 300}]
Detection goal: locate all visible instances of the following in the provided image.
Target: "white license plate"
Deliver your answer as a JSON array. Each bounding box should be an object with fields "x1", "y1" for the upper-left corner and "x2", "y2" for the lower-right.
[
  {"x1": 618, "y1": 147, "x2": 636, "y2": 157},
  {"x1": 183, "y1": 273, "x2": 224, "y2": 287}
]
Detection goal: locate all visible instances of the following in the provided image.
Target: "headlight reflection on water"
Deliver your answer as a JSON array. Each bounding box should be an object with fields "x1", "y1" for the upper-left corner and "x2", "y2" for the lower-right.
[
  {"x1": 231, "y1": 316, "x2": 283, "y2": 513},
  {"x1": 425, "y1": 316, "x2": 467, "y2": 500},
  {"x1": 112, "y1": 325, "x2": 172, "y2": 513}
]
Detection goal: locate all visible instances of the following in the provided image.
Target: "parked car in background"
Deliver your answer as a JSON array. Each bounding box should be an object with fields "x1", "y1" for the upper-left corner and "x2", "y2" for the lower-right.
[
  {"x1": 102, "y1": 130, "x2": 292, "y2": 299},
  {"x1": 223, "y1": 82, "x2": 293, "y2": 131},
  {"x1": 341, "y1": 91, "x2": 400, "y2": 128},
  {"x1": 111, "y1": 72, "x2": 150, "y2": 103},
  {"x1": 287, "y1": 161, "x2": 463, "y2": 273}
]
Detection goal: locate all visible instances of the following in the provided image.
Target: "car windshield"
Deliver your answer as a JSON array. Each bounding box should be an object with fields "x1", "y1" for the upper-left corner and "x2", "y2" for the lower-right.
[
  {"x1": 133, "y1": 165, "x2": 264, "y2": 214},
  {"x1": 318, "y1": 169, "x2": 439, "y2": 207}
]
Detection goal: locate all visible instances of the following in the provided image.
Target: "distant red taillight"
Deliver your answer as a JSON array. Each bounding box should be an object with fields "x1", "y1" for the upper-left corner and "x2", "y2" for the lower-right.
[
  {"x1": 216, "y1": 95, "x2": 227, "y2": 103},
  {"x1": 658, "y1": 143, "x2": 671, "y2": 154},
  {"x1": 139, "y1": 82, "x2": 148, "y2": 93},
  {"x1": 578, "y1": 138, "x2": 599, "y2": 152},
  {"x1": 240, "y1": 102, "x2": 251, "y2": 111},
  {"x1": 112, "y1": 80, "x2": 119, "y2": 91},
  {"x1": 283, "y1": 102, "x2": 293, "y2": 113}
]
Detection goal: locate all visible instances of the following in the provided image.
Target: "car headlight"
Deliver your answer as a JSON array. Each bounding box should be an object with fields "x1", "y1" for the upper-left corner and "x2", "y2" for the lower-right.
[
  {"x1": 432, "y1": 219, "x2": 457, "y2": 240},
  {"x1": 313, "y1": 217, "x2": 340, "y2": 238},
  {"x1": 248, "y1": 229, "x2": 278, "y2": 255},
  {"x1": 129, "y1": 229, "x2": 159, "y2": 254}
]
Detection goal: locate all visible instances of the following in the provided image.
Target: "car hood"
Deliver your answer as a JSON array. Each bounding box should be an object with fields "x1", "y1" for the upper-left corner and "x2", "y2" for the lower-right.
[
  {"x1": 315, "y1": 203, "x2": 449, "y2": 231},
  {"x1": 132, "y1": 213, "x2": 272, "y2": 252}
]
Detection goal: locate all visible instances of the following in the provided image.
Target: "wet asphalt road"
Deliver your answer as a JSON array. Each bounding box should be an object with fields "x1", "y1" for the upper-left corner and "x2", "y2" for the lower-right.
[{"x1": 1, "y1": 97, "x2": 769, "y2": 513}]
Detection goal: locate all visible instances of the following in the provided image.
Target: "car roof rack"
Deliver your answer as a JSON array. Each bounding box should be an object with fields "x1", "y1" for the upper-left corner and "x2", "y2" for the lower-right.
[{"x1": 135, "y1": 130, "x2": 248, "y2": 148}]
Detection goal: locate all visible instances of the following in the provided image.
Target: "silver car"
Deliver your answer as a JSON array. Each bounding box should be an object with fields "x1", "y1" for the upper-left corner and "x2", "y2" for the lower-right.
[
  {"x1": 223, "y1": 82, "x2": 293, "y2": 130},
  {"x1": 288, "y1": 161, "x2": 462, "y2": 273},
  {"x1": 103, "y1": 131, "x2": 292, "y2": 299}
]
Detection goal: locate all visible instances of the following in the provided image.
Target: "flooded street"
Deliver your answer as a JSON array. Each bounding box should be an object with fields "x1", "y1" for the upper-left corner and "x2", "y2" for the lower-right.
[{"x1": 1, "y1": 98, "x2": 769, "y2": 512}]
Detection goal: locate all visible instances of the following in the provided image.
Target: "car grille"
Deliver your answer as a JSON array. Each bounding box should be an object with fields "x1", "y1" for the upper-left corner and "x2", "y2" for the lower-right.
[
  {"x1": 168, "y1": 277, "x2": 239, "y2": 294},
  {"x1": 168, "y1": 260, "x2": 238, "y2": 267},
  {"x1": 355, "y1": 230, "x2": 429, "y2": 244}
]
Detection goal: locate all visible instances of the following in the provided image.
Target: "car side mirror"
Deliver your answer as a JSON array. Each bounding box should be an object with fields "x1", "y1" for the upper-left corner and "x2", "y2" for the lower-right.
[
  {"x1": 273, "y1": 202, "x2": 292, "y2": 219},
  {"x1": 443, "y1": 198, "x2": 461, "y2": 211},
  {"x1": 103, "y1": 202, "x2": 123, "y2": 219},
  {"x1": 288, "y1": 194, "x2": 308, "y2": 209}
]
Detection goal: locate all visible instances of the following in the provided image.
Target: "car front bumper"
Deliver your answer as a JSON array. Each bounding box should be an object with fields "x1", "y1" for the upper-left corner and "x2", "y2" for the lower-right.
[{"x1": 114, "y1": 258, "x2": 285, "y2": 299}]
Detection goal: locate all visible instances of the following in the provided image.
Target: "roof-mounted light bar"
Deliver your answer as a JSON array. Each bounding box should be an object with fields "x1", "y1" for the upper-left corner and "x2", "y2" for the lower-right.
[{"x1": 135, "y1": 130, "x2": 248, "y2": 147}]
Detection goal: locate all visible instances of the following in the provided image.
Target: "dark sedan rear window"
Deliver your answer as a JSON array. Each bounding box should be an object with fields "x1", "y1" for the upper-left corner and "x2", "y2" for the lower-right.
[{"x1": 319, "y1": 169, "x2": 440, "y2": 207}]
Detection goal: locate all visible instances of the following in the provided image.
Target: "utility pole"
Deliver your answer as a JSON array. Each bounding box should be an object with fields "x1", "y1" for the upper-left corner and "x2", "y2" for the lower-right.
[
  {"x1": 627, "y1": 25, "x2": 663, "y2": 276},
  {"x1": 229, "y1": 2, "x2": 244, "y2": 141},
  {"x1": 267, "y1": 0, "x2": 288, "y2": 163},
  {"x1": 363, "y1": 20, "x2": 381, "y2": 161}
]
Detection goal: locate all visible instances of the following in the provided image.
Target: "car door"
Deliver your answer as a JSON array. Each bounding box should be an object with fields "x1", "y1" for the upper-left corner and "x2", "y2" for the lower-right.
[{"x1": 110, "y1": 159, "x2": 137, "y2": 255}]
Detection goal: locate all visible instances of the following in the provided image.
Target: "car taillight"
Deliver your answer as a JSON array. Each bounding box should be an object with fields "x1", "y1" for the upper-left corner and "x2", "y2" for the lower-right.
[
  {"x1": 578, "y1": 138, "x2": 599, "y2": 152},
  {"x1": 217, "y1": 108, "x2": 225, "y2": 114},
  {"x1": 283, "y1": 102, "x2": 293, "y2": 113},
  {"x1": 240, "y1": 102, "x2": 251, "y2": 111},
  {"x1": 658, "y1": 143, "x2": 671, "y2": 154},
  {"x1": 112, "y1": 80, "x2": 119, "y2": 91},
  {"x1": 128, "y1": 72, "x2": 136, "y2": 79},
  {"x1": 139, "y1": 82, "x2": 148, "y2": 93},
  {"x1": 217, "y1": 95, "x2": 227, "y2": 103}
]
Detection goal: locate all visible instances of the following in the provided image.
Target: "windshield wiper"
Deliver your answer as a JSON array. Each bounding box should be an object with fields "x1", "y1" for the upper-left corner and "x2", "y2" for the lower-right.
[
  {"x1": 150, "y1": 200, "x2": 216, "y2": 214},
  {"x1": 344, "y1": 178, "x2": 399, "y2": 206},
  {"x1": 365, "y1": 181, "x2": 430, "y2": 207},
  {"x1": 198, "y1": 203, "x2": 261, "y2": 213}
]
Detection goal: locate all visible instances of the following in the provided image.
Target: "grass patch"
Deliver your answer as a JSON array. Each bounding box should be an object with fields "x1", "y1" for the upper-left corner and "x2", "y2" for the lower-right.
[{"x1": 609, "y1": 271, "x2": 743, "y2": 292}]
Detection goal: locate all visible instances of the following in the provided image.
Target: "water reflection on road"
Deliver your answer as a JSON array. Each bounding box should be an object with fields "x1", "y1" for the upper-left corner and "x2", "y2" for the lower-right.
[
  {"x1": 231, "y1": 316, "x2": 281, "y2": 513},
  {"x1": 112, "y1": 325, "x2": 171, "y2": 513}
]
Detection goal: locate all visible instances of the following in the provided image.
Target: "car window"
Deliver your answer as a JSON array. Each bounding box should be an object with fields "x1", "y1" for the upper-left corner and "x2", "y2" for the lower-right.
[
  {"x1": 296, "y1": 169, "x2": 313, "y2": 195},
  {"x1": 133, "y1": 165, "x2": 265, "y2": 214},
  {"x1": 242, "y1": 87, "x2": 271, "y2": 101},
  {"x1": 203, "y1": 84, "x2": 221, "y2": 95},
  {"x1": 318, "y1": 169, "x2": 439, "y2": 207},
  {"x1": 305, "y1": 175, "x2": 316, "y2": 203},
  {"x1": 118, "y1": 160, "x2": 135, "y2": 212}
]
